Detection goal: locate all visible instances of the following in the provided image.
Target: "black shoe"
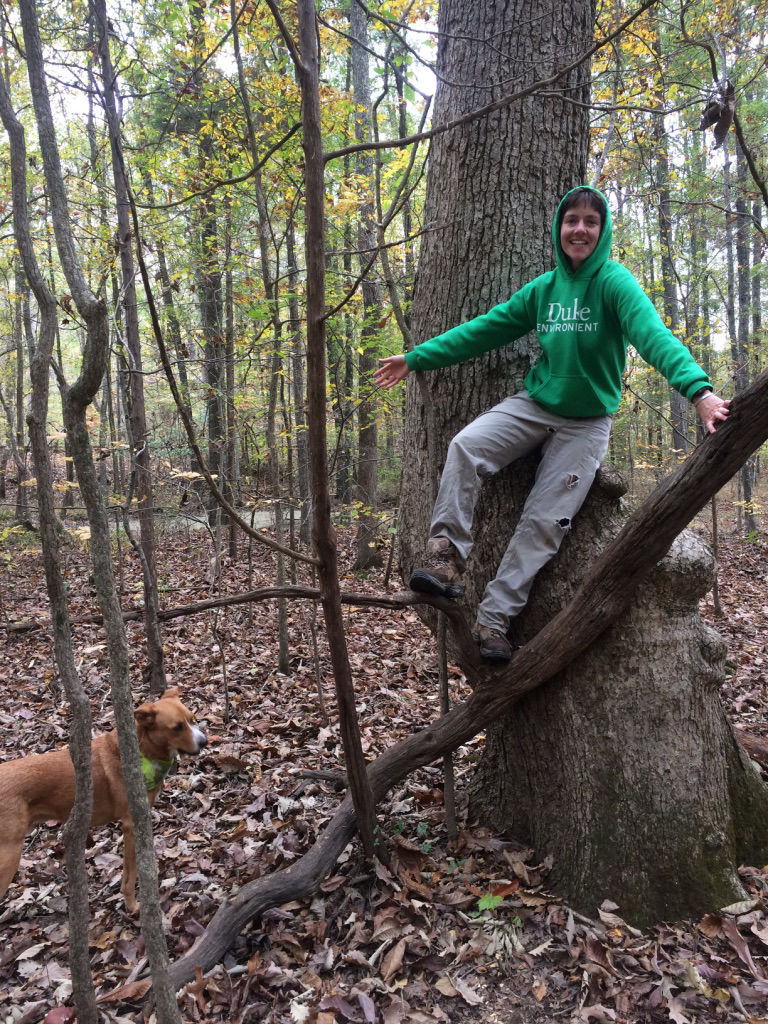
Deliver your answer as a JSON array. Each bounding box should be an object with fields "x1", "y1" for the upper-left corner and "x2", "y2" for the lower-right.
[{"x1": 409, "y1": 538, "x2": 465, "y2": 599}]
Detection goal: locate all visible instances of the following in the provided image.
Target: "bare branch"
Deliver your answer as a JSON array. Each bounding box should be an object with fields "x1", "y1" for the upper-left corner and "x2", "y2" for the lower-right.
[{"x1": 324, "y1": 0, "x2": 660, "y2": 163}]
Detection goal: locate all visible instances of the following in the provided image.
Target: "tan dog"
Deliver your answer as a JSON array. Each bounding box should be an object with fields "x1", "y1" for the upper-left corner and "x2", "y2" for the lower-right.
[{"x1": 0, "y1": 687, "x2": 207, "y2": 912}]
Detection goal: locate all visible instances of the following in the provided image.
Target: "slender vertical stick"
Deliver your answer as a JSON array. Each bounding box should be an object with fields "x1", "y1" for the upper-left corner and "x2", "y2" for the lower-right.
[
  {"x1": 295, "y1": 0, "x2": 377, "y2": 857},
  {"x1": 437, "y1": 613, "x2": 457, "y2": 839}
]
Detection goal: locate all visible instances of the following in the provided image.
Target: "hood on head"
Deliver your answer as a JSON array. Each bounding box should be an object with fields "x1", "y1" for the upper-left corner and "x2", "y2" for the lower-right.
[{"x1": 552, "y1": 185, "x2": 613, "y2": 275}]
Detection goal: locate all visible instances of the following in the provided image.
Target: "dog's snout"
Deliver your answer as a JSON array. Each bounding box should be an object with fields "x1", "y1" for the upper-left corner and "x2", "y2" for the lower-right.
[{"x1": 191, "y1": 726, "x2": 208, "y2": 752}]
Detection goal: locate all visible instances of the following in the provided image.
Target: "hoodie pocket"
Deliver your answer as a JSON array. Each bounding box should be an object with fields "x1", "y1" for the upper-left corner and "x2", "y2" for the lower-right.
[{"x1": 527, "y1": 371, "x2": 607, "y2": 417}]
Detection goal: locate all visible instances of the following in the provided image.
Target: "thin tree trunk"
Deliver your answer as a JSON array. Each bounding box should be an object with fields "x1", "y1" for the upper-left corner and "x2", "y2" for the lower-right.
[
  {"x1": 653, "y1": 76, "x2": 688, "y2": 454},
  {"x1": 287, "y1": 219, "x2": 311, "y2": 544},
  {"x1": 295, "y1": 0, "x2": 377, "y2": 858},
  {"x1": 190, "y1": 0, "x2": 225, "y2": 527},
  {"x1": 350, "y1": 0, "x2": 382, "y2": 570},
  {"x1": 22, "y1": 2, "x2": 182, "y2": 1018},
  {"x1": 752, "y1": 198, "x2": 762, "y2": 494},
  {"x1": 251, "y1": 160, "x2": 290, "y2": 670},
  {"x1": 0, "y1": 46, "x2": 98, "y2": 1024},
  {"x1": 735, "y1": 139, "x2": 757, "y2": 532},
  {"x1": 223, "y1": 201, "x2": 239, "y2": 560},
  {"x1": 145, "y1": 172, "x2": 198, "y2": 474},
  {"x1": 96, "y1": 18, "x2": 166, "y2": 693},
  {"x1": 13, "y1": 265, "x2": 29, "y2": 521}
]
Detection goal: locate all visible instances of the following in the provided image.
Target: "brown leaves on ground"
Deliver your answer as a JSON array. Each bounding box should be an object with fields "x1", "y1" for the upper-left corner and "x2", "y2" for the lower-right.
[{"x1": 0, "y1": 526, "x2": 767, "y2": 1023}]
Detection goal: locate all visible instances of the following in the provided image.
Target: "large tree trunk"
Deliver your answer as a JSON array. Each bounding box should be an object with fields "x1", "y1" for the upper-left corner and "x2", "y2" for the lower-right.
[
  {"x1": 400, "y1": 0, "x2": 767, "y2": 927},
  {"x1": 401, "y1": 0, "x2": 594, "y2": 616}
]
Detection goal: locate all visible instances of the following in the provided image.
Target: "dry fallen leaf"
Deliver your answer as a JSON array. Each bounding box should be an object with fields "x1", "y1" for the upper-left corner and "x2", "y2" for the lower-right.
[
  {"x1": 435, "y1": 976, "x2": 458, "y2": 997},
  {"x1": 96, "y1": 978, "x2": 153, "y2": 1004},
  {"x1": 531, "y1": 978, "x2": 547, "y2": 1001},
  {"x1": 43, "y1": 1010, "x2": 76, "y2": 1024},
  {"x1": 380, "y1": 938, "x2": 406, "y2": 982},
  {"x1": 452, "y1": 975, "x2": 483, "y2": 1006}
]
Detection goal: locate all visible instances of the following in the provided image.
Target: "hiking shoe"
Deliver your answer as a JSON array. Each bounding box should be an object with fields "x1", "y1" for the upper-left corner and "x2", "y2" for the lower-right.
[
  {"x1": 473, "y1": 623, "x2": 514, "y2": 663},
  {"x1": 409, "y1": 537, "x2": 465, "y2": 599}
]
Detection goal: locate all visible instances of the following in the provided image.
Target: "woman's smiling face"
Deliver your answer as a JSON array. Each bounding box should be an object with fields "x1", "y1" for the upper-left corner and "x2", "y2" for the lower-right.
[{"x1": 560, "y1": 201, "x2": 602, "y2": 269}]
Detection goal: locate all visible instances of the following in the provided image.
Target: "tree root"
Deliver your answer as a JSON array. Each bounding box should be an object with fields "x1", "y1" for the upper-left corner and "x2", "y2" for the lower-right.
[{"x1": 737, "y1": 730, "x2": 768, "y2": 772}]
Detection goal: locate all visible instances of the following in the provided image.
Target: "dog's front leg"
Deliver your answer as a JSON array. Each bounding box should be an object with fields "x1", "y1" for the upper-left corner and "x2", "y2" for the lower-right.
[
  {"x1": 120, "y1": 820, "x2": 139, "y2": 914},
  {"x1": 0, "y1": 826, "x2": 27, "y2": 903}
]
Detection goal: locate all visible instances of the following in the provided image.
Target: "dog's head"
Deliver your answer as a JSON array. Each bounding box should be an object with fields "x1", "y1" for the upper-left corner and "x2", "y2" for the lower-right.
[{"x1": 134, "y1": 688, "x2": 208, "y2": 761}]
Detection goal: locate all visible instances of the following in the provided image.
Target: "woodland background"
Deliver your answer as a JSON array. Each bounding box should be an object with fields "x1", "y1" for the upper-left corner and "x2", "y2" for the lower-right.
[
  {"x1": 2, "y1": 0, "x2": 767, "y2": 541},
  {"x1": 2, "y1": 0, "x2": 768, "y2": 1022}
]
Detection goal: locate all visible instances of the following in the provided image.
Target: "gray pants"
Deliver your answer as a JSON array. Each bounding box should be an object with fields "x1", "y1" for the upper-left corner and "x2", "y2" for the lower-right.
[{"x1": 430, "y1": 392, "x2": 612, "y2": 632}]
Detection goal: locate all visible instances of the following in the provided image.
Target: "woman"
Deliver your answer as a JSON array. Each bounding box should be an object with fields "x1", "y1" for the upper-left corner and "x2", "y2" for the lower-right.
[{"x1": 375, "y1": 186, "x2": 729, "y2": 662}]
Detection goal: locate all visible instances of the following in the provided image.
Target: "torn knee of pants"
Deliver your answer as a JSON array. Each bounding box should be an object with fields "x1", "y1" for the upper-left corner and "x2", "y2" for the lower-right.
[
  {"x1": 555, "y1": 516, "x2": 571, "y2": 530},
  {"x1": 564, "y1": 473, "x2": 579, "y2": 489}
]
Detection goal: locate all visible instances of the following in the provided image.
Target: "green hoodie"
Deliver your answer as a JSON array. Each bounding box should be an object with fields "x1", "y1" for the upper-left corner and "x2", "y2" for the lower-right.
[{"x1": 404, "y1": 186, "x2": 710, "y2": 417}]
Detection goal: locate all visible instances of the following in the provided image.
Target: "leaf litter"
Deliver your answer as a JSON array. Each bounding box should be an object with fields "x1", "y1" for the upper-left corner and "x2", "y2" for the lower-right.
[{"x1": 0, "y1": 527, "x2": 767, "y2": 1023}]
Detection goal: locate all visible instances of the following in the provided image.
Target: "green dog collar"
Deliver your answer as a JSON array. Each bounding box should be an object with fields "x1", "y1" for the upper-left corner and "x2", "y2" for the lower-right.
[{"x1": 140, "y1": 754, "x2": 175, "y2": 790}]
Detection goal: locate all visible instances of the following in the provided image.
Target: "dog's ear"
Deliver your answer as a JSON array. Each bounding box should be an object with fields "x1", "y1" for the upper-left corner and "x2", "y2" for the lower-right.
[
  {"x1": 160, "y1": 687, "x2": 180, "y2": 699},
  {"x1": 134, "y1": 706, "x2": 157, "y2": 727}
]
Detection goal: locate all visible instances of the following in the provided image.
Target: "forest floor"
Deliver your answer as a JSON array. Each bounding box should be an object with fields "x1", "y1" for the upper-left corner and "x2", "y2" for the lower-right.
[{"x1": 0, "y1": 495, "x2": 767, "y2": 1024}]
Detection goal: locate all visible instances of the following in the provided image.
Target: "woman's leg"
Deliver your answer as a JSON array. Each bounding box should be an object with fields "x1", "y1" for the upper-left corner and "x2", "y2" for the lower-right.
[
  {"x1": 476, "y1": 412, "x2": 612, "y2": 632},
  {"x1": 428, "y1": 393, "x2": 551, "y2": 563}
]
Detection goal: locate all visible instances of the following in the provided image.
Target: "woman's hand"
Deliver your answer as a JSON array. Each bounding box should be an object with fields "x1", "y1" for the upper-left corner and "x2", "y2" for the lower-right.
[
  {"x1": 374, "y1": 354, "x2": 410, "y2": 389},
  {"x1": 695, "y1": 392, "x2": 730, "y2": 434}
]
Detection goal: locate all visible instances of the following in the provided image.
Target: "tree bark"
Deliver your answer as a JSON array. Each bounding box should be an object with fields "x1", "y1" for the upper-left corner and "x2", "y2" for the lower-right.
[
  {"x1": 294, "y1": 0, "x2": 377, "y2": 857},
  {"x1": 189, "y1": 0, "x2": 225, "y2": 527},
  {"x1": 653, "y1": 29, "x2": 688, "y2": 455},
  {"x1": 400, "y1": 0, "x2": 595, "y2": 616},
  {"x1": 95, "y1": 4, "x2": 166, "y2": 693},
  {"x1": 286, "y1": 219, "x2": 311, "y2": 544},
  {"x1": 722, "y1": 140, "x2": 753, "y2": 536},
  {"x1": 252, "y1": 164, "x2": 290, "y2": 671},
  {"x1": 223, "y1": 203, "x2": 239, "y2": 560},
  {"x1": 735, "y1": 139, "x2": 757, "y2": 532},
  {"x1": 229, "y1": 0, "x2": 284, "y2": 566},
  {"x1": 12, "y1": 266, "x2": 29, "y2": 522}
]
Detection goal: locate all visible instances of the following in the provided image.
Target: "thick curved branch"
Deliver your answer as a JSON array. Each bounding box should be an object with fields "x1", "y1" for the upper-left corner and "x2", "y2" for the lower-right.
[
  {"x1": 732, "y1": 113, "x2": 768, "y2": 212},
  {"x1": 159, "y1": 369, "x2": 768, "y2": 994}
]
